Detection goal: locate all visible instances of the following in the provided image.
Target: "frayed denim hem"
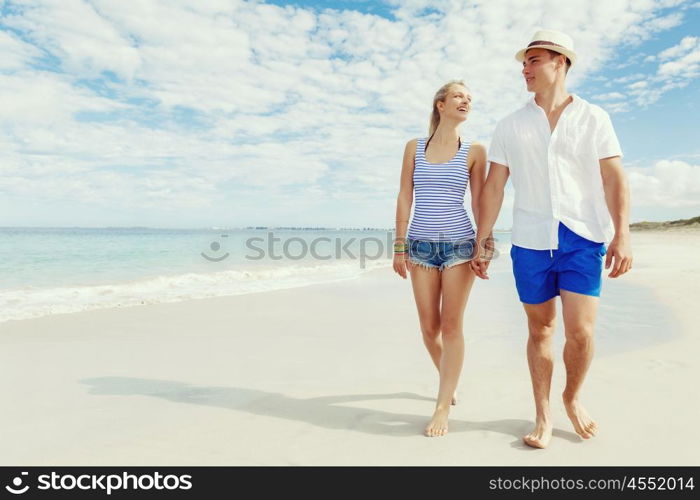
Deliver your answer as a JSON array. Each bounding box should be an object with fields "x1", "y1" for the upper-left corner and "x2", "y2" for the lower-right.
[
  {"x1": 441, "y1": 258, "x2": 474, "y2": 270},
  {"x1": 409, "y1": 258, "x2": 474, "y2": 272},
  {"x1": 408, "y1": 259, "x2": 440, "y2": 271}
]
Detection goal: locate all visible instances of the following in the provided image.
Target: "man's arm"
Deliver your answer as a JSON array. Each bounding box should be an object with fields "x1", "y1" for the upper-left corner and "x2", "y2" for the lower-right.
[
  {"x1": 600, "y1": 155, "x2": 632, "y2": 277},
  {"x1": 468, "y1": 143, "x2": 487, "y2": 228},
  {"x1": 471, "y1": 162, "x2": 509, "y2": 279}
]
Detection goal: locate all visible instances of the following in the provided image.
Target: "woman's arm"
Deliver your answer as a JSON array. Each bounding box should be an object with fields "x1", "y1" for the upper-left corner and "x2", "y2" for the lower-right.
[
  {"x1": 395, "y1": 139, "x2": 417, "y2": 241},
  {"x1": 393, "y1": 139, "x2": 417, "y2": 279}
]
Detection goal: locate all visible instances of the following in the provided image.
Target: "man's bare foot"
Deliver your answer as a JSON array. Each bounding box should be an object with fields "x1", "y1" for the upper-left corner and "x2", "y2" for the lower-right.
[
  {"x1": 563, "y1": 395, "x2": 597, "y2": 439},
  {"x1": 424, "y1": 407, "x2": 450, "y2": 437},
  {"x1": 523, "y1": 417, "x2": 553, "y2": 449}
]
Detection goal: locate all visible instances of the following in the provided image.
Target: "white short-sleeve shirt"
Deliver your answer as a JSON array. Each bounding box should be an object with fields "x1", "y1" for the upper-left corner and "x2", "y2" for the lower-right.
[{"x1": 488, "y1": 94, "x2": 623, "y2": 249}]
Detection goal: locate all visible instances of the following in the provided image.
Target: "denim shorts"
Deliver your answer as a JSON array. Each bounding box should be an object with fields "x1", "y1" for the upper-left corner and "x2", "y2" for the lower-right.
[
  {"x1": 407, "y1": 238, "x2": 476, "y2": 271},
  {"x1": 510, "y1": 222, "x2": 607, "y2": 304}
]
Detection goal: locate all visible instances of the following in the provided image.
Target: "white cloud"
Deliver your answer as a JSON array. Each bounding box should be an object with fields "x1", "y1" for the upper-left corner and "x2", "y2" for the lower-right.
[
  {"x1": 658, "y1": 35, "x2": 698, "y2": 59},
  {"x1": 3, "y1": 0, "x2": 142, "y2": 80},
  {"x1": 0, "y1": 71, "x2": 126, "y2": 125},
  {"x1": 657, "y1": 36, "x2": 700, "y2": 77},
  {"x1": 628, "y1": 160, "x2": 700, "y2": 208},
  {"x1": 0, "y1": 0, "x2": 695, "y2": 227},
  {"x1": 611, "y1": 73, "x2": 647, "y2": 84},
  {"x1": 628, "y1": 80, "x2": 648, "y2": 89},
  {"x1": 593, "y1": 91, "x2": 626, "y2": 100},
  {"x1": 591, "y1": 90, "x2": 629, "y2": 111},
  {"x1": 0, "y1": 28, "x2": 43, "y2": 70},
  {"x1": 640, "y1": 11, "x2": 684, "y2": 32},
  {"x1": 622, "y1": 35, "x2": 700, "y2": 106}
]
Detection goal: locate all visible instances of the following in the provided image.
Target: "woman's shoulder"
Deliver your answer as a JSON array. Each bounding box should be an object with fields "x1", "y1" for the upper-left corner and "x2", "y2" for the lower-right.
[
  {"x1": 468, "y1": 140, "x2": 486, "y2": 153},
  {"x1": 465, "y1": 140, "x2": 486, "y2": 162},
  {"x1": 404, "y1": 138, "x2": 423, "y2": 153}
]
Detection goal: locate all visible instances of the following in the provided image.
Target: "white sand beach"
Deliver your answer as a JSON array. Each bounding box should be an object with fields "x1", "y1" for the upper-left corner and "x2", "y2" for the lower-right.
[{"x1": 1, "y1": 230, "x2": 698, "y2": 465}]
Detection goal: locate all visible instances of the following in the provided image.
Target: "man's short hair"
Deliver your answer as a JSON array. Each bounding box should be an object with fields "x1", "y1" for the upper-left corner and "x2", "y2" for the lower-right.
[{"x1": 545, "y1": 49, "x2": 571, "y2": 73}]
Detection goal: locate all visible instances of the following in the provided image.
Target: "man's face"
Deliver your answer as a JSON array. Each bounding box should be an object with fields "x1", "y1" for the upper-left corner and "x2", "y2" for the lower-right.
[{"x1": 521, "y1": 48, "x2": 564, "y2": 92}]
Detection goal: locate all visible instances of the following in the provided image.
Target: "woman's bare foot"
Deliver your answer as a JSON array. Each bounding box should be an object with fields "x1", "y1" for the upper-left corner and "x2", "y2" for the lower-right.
[
  {"x1": 424, "y1": 407, "x2": 450, "y2": 437},
  {"x1": 563, "y1": 395, "x2": 597, "y2": 439},
  {"x1": 437, "y1": 393, "x2": 457, "y2": 405},
  {"x1": 522, "y1": 417, "x2": 553, "y2": 449}
]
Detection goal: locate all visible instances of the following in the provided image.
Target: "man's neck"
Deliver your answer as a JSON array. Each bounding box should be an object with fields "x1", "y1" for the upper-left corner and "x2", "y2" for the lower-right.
[{"x1": 534, "y1": 85, "x2": 571, "y2": 114}]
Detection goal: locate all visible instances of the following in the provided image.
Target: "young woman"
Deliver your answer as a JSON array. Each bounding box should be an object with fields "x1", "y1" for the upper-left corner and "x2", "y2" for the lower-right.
[{"x1": 393, "y1": 80, "x2": 487, "y2": 437}]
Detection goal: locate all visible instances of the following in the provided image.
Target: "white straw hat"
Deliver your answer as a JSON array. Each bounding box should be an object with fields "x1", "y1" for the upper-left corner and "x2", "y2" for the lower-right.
[{"x1": 515, "y1": 29, "x2": 577, "y2": 66}]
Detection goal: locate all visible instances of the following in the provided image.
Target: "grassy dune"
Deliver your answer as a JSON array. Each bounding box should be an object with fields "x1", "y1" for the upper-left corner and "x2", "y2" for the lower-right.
[{"x1": 630, "y1": 215, "x2": 700, "y2": 231}]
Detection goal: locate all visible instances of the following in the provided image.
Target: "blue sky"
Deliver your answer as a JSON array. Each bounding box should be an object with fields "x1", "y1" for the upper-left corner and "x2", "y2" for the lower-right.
[{"x1": 0, "y1": 0, "x2": 699, "y2": 229}]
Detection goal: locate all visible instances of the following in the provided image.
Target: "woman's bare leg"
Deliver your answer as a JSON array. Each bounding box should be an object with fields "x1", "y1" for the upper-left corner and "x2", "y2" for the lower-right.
[
  {"x1": 409, "y1": 264, "x2": 459, "y2": 406},
  {"x1": 409, "y1": 264, "x2": 442, "y2": 370},
  {"x1": 424, "y1": 262, "x2": 475, "y2": 437}
]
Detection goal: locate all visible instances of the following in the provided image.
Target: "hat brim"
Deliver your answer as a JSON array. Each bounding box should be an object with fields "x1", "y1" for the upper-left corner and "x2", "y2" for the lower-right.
[{"x1": 515, "y1": 45, "x2": 577, "y2": 66}]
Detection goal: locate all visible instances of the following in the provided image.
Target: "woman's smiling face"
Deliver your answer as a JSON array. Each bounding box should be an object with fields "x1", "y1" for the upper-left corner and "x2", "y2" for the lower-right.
[{"x1": 438, "y1": 84, "x2": 472, "y2": 122}]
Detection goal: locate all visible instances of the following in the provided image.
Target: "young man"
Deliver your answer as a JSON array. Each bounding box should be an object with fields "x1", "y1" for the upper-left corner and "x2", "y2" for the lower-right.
[{"x1": 472, "y1": 30, "x2": 633, "y2": 449}]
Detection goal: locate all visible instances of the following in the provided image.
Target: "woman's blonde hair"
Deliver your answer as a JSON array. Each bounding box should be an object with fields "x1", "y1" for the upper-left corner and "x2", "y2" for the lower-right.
[{"x1": 428, "y1": 80, "x2": 469, "y2": 139}]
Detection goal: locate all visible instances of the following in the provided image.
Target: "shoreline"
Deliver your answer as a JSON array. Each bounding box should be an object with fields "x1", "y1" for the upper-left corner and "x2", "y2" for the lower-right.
[
  {"x1": 0, "y1": 259, "x2": 392, "y2": 324},
  {"x1": 5, "y1": 227, "x2": 694, "y2": 325}
]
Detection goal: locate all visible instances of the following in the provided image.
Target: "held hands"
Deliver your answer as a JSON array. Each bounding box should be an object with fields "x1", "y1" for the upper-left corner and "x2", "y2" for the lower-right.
[
  {"x1": 605, "y1": 232, "x2": 633, "y2": 278},
  {"x1": 398, "y1": 233, "x2": 632, "y2": 280},
  {"x1": 470, "y1": 233, "x2": 495, "y2": 279}
]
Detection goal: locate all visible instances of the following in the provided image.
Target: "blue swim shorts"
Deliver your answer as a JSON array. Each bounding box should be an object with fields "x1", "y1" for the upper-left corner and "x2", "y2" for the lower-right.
[
  {"x1": 510, "y1": 223, "x2": 607, "y2": 304},
  {"x1": 407, "y1": 238, "x2": 476, "y2": 272}
]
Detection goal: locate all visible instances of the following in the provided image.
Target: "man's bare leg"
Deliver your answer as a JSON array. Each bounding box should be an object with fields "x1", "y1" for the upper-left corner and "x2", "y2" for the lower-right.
[
  {"x1": 560, "y1": 289, "x2": 599, "y2": 439},
  {"x1": 522, "y1": 298, "x2": 557, "y2": 448},
  {"x1": 424, "y1": 262, "x2": 475, "y2": 437}
]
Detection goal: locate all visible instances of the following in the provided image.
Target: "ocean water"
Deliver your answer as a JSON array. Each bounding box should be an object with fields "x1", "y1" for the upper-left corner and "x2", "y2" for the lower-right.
[
  {"x1": 0, "y1": 227, "x2": 417, "y2": 322},
  {"x1": 0, "y1": 227, "x2": 514, "y2": 323},
  {"x1": 0, "y1": 227, "x2": 675, "y2": 355}
]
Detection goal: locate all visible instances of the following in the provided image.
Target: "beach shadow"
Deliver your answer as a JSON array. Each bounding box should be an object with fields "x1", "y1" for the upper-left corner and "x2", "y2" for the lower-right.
[{"x1": 80, "y1": 376, "x2": 532, "y2": 440}]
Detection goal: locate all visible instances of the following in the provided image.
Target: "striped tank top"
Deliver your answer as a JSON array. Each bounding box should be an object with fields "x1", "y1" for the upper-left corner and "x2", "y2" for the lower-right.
[{"x1": 407, "y1": 137, "x2": 475, "y2": 242}]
